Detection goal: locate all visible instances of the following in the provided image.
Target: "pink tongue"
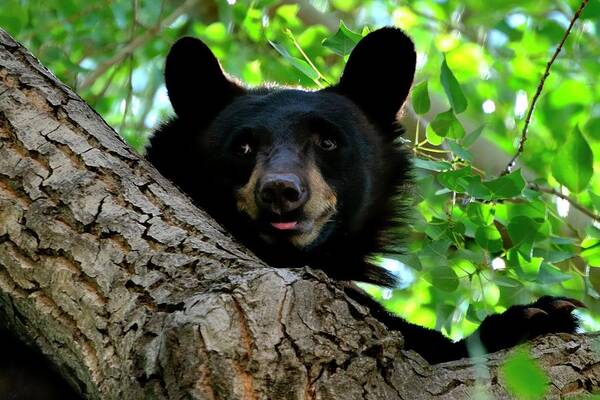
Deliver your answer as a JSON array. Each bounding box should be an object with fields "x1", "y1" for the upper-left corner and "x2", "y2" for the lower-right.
[{"x1": 271, "y1": 221, "x2": 298, "y2": 230}]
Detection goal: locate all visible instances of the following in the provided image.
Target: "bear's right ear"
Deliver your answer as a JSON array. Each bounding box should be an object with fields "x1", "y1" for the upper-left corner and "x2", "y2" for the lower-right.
[
  {"x1": 165, "y1": 37, "x2": 244, "y2": 120},
  {"x1": 332, "y1": 28, "x2": 416, "y2": 135}
]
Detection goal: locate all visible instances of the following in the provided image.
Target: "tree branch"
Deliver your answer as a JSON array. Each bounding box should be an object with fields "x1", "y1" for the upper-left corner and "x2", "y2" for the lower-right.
[
  {"x1": 502, "y1": 0, "x2": 590, "y2": 175},
  {"x1": 399, "y1": 1, "x2": 482, "y2": 44},
  {"x1": 79, "y1": 0, "x2": 197, "y2": 90},
  {"x1": 279, "y1": 0, "x2": 338, "y2": 31},
  {"x1": 529, "y1": 183, "x2": 600, "y2": 223}
]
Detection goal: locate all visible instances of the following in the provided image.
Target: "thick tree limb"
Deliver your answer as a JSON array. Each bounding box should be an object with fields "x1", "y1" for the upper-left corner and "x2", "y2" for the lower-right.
[{"x1": 0, "y1": 29, "x2": 599, "y2": 399}]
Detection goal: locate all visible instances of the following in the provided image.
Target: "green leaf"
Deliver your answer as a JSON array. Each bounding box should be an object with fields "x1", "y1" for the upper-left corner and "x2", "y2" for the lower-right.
[
  {"x1": 413, "y1": 158, "x2": 452, "y2": 172},
  {"x1": 430, "y1": 266, "x2": 459, "y2": 292},
  {"x1": 425, "y1": 218, "x2": 450, "y2": 240},
  {"x1": 532, "y1": 248, "x2": 575, "y2": 263},
  {"x1": 514, "y1": 253, "x2": 543, "y2": 277},
  {"x1": 322, "y1": 21, "x2": 362, "y2": 56},
  {"x1": 0, "y1": 0, "x2": 28, "y2": 32},
  {"x1": 582, "y1": 242, "x2": 600, "y2": 267},
  {"x1": 437, "y1": 167, "x2": 474, "y2": 192},
  {"x1": 482, "y1": 170, "x2": 526, "y2": 200},
  {"x1": 501, "y1": 348, "x2": 549, "y2": 400},
  {"x1": 436, "y1": 168, "x2": 496, "y2": 199},
  {"x1": 466, "y1": 203, "x2": 494, "y2": 225},
  {"x1": 537, "y1": 264, "x2": 573, "y2": 284},
  {"x1": 430, "y1": 109, "x2": 465, "y2": 139},
  {"x1": 397, "y1": 254, "x2": 422, "y2": 271},
  {"x1": 451, "y1": 258, "x2": 477, "y2": 277},
  {"x1": 425, "y1": 218, "x2": 464, "y2": 244},
  {"x1": 275, "y1": 4, "x2": 301, "y2": 24},
  {"x1": 440, "y1": 56, "x2": 468, "y2": 114},
  {"x1": 242, "y1": 9, "x2": 263, "y2": 42},
  {"x1": 436, "y1": 169, "x2": 524, "y2": 201},
  {"x1": 589, "y1": 191, "x2": 600, "y2": 212},
  {"x1": 475, "y1": 225, "x2": 503, "y2": 252},
  {"x1": 551, "y1": 126, "x2": 594, "y2": 193},
  {"x1": 426, "y1": 126, "x2": 444, "y2": 146},
  {"x1": 269, "y1": 40, "x2": 319, "y2": 81},
  {"x1": 465, "y1": 180, "x2": 493, "y2": 199},
  {"x1": 412, "y1": 80, "x2": 431, "y2": 115},
  {"x1": 448, "y1": 140, "x2": 473, "y2": 162},
  {"x1": 583, "y1": 0, "x2": 600, "y2": 18},
  {"x1": 494, "y1": 276, "x2": 522, "y2": 288},
  {"x1": 587, "y1": 225, "x2": 600, "y2": 240},
  {"x1": 462, "y1": 125, "x2": 485, "y2": 148},
  {"x1": 419, "y1": 239, "x2": 450, "y2": 268},
  {"x1": 331, "y1": 0, "x2": 359, "y2": 12},
  {"x1": 204, "y1": 22, "x2": 228, "y2": 43},
  {"x1": 507, "y1": 216, "x2": 541, "y2": 260}
]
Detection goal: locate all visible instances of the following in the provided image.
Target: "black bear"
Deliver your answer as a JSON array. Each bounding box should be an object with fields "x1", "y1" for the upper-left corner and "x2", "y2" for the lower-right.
[
  {"x1": 0, "y1": 27, "x2": 584, "y2": 400},
  {"x1": 147, "y1": 27, "x2": 584, "y2": 364}
]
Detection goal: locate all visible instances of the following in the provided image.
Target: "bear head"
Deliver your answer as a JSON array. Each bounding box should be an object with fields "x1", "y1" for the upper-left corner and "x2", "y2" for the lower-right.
[{"x1": 147, "y1": 28, "x2": 416, "y2": 285}]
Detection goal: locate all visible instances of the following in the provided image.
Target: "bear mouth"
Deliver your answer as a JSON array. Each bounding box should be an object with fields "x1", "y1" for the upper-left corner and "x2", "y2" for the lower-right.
[
  {"x1": 270, "y1": 221, "x2": 301, "y2": 231},
  {"x1": 256, "y1": 206, "x2": 336, "y2": 248},
  {"x1": 263, "y1": 216, "x2": 314, "y2": 235}
]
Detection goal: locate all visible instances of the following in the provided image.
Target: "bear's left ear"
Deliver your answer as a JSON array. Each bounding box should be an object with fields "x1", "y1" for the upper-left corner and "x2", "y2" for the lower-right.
[
  {"x1": 165, "y1": 37, "x2": 244, "y2": 121},
  {"x1": 332, "y1": 27, "x2": 416, "y2": 134}
]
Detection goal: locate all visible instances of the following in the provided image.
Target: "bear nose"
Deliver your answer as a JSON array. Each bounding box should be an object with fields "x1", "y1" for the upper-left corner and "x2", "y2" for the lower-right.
[{"x1": 257, "y1": 173, "x2": 308, "y2": 214}]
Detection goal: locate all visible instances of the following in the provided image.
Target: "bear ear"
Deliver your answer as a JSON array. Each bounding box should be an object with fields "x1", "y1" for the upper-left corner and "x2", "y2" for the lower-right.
[
  {"x1": 165, "y1": 37, "x2": 244, "y2": 120},
  {"x1": 333, "y1": 27, "x2": 416, "y2": 134}
]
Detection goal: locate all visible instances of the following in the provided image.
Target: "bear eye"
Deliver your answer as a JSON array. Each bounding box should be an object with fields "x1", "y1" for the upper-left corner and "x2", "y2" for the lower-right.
[
  {"x1": 231, "y1": 130, "x2": 255, "y2": 157},
  {"x1": 236, "y1": 142, "x2": 253, "y2": 156},
  {"x1": 316, "y1": 136, "x2": 337, "y2": 151}
]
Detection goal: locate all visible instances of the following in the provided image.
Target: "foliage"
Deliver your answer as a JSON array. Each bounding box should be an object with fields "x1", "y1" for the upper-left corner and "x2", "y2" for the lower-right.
[
  {"x1": 4, "y1": 0, "x2": 599, "y2": 364},
  {"x1": 500, "y1": 347, "x2": 549, "y2": 400}
]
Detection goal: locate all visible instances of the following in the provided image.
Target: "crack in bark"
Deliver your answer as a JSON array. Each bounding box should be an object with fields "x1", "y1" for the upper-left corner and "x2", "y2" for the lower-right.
[{"x1": 194, "y1": 321, "x2": 218, "y2": 400}]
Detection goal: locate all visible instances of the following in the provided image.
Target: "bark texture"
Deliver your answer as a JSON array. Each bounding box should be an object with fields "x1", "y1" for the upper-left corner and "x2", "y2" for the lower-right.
[{"x1": 0, "y1": 28, "x2": 599, "y2": 400}]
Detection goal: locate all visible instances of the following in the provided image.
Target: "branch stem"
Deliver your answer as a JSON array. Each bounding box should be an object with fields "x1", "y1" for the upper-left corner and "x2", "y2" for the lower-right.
[
  {"x1": 502, "y1": 0, "x2": 589, "y2": 175},
  {"x1": 80, "y1": 0, "x2": 197, "y2": 90},
  {"x1": 529, "y1": 183, "x2": 600, "y2": 223}
]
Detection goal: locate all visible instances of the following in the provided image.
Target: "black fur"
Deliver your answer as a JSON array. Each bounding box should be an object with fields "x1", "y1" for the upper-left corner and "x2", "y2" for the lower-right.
[{"x1": 147, "y1": 27, "x2": 583, "y2": 365}]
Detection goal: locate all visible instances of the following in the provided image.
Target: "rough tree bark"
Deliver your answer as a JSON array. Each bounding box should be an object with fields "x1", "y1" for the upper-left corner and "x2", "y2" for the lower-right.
[{"x1": 0, "y1": 29, "x2": 599, "y2": 400}]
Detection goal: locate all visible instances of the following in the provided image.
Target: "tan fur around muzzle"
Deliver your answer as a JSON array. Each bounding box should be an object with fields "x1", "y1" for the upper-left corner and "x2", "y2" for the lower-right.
[
  {"x1": 235, "y1": 160, "x2": 337, "y2": 248},
  {"x1": 236, "y1": 162, "x2": 262, "y2": 220}
]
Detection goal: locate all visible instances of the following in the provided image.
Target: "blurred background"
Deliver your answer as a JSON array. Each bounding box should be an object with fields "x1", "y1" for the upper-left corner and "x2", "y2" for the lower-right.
[{"x1": 2, "y1": 0, "x2": 599, "y2": 342}]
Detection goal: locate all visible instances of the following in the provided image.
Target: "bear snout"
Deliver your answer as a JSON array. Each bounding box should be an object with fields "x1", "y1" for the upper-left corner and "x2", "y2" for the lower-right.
[{"x1": 256, "y1": 173, "x2": 309, "y2": 215}]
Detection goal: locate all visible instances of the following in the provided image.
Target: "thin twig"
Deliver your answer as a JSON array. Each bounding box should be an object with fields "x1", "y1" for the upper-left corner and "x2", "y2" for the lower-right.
[
  {"x1": 399, "y1": 1, "x2": 481, "y2": 44},
  {"x1": 279, "y1": 0, "x2": 338, "y2": 31},
  {"x1": 22, "y1": 2, "x2": 113, "y2": 42},
  {"x1": 119, "y1": 0, "x2": 138, "y2": 135},
  {"x1": 418, "y1": 147, "x2": 451, "y2": 154},
  {"x1": 89, "y1": 64, "x2": 122, "y2": 104},
  {"x1": 529, "y1": 183, "x2": 600, "y2": 223},
  {"x1": 284, "y1": 29, "x2": 328, "y2": 87},
  {"x1": 80, "y1": 0, "x2": 197, "y2": 90},
  {"x1": 502, "y1": 0, "x2": 589, "y2": 175},
  {"x1": 119, "y1": 59, "x2": 134, "y2": 134},
  {"x1": 134, "y1": 67, "x2": 162, "y2": 132}
]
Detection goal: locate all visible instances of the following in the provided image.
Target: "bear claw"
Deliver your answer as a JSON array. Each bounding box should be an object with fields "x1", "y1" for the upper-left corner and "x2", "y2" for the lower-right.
[
  {"x1": 524, "y1": 307, "x2": 549, "y2": 318},
  {"x1": 551, "y1": 298, "x2": 586, "y2": 312}
]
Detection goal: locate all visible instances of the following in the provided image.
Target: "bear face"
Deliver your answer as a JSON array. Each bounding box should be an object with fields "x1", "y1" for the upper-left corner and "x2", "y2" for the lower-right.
[
  {"x1": 147, "y1": 28, "x2": 416, "y2": 285},
  {"x1": 195, "y1": 89, "x2": 376, "y2": 249}
]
